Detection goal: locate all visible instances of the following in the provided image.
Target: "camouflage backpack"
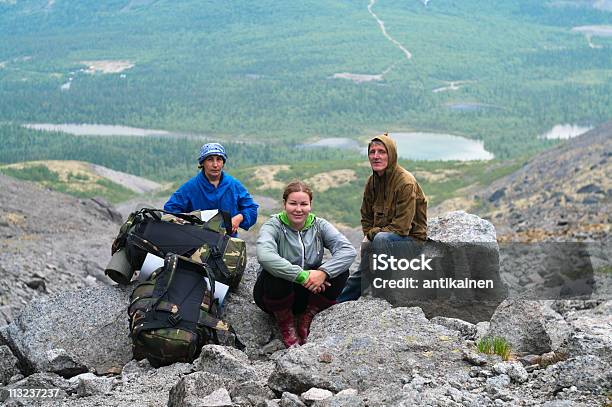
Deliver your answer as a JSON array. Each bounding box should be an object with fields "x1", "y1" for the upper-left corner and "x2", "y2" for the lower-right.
[
  {"x1": 129, "y1": 253, "x2": 244, "y2": 367},
  {"x1": 105, "y1": 208, "x2": 246, "y2": 290}
]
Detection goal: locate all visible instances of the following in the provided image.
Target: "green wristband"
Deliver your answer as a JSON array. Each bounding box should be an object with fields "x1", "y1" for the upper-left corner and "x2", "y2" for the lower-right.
[{"x1": 295, "y1": 270, "x2": 310, "y2": 285}]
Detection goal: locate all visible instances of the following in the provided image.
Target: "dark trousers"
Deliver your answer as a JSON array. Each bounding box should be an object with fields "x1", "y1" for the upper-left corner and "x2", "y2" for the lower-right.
[{"x1": 253, "y1": 269, "x2": 349, "y2": 315}]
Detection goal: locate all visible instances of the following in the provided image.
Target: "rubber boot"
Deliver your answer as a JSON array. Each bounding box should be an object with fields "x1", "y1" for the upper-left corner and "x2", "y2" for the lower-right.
[
  {"x1": 297, "y1": 294, "x2": 336, "y2": 344},
  {"x1": 263, "y1": 294, "x2": 300, "y2": 348}
]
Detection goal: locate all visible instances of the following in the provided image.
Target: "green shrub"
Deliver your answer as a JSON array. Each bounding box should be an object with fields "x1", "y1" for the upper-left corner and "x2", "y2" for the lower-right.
[{"x1": 477, "y1": 336, "x2": 512, "y2": 360}]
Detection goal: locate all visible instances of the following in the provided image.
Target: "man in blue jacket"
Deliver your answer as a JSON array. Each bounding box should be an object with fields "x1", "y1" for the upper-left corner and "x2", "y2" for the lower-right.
[{"x1": 164, "y1": 143, "x2": 259, "y2": 236}]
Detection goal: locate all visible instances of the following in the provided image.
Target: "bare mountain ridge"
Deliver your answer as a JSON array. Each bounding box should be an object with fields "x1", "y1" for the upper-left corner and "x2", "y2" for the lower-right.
[{"x1": 476, "y1": 121, "x2": 611, "y2": 242}]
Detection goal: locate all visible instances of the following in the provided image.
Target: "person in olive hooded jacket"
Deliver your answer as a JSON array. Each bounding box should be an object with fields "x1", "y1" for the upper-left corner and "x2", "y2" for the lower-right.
[
  {"x1": 338, "y1": 133, "x2": 427, "y2": 302},
  {"x1": 254, "y1": 181, "x2": 356, "y2": 348}
]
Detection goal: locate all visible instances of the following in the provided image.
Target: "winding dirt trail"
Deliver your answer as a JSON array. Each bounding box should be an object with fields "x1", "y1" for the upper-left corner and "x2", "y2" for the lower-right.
[{"x1": 367, "y1": 0, "x2": 412, "y2": 60}]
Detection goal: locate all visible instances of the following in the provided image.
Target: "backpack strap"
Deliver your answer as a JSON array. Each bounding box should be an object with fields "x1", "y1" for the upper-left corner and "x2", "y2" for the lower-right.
[{"x1": 197, "y1": 313, "x2": 245, "y2": 351}]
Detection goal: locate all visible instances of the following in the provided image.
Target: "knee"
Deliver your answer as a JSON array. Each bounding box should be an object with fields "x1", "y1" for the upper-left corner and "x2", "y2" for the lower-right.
[{"x1": 372, "y1": 232, "x2": 398, "y2": 243}]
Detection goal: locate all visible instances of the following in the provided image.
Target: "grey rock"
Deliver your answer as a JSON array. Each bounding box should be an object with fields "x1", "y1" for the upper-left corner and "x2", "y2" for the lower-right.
[
  {"x1": 70, "y1": 372, "x2": 115, "y2": 397},
  {"x1": 200, "y1": 388, "x2": 232, "y2": 407},
  {"x1": 231, "y1": 380, "x2": 276, "y2": 407},
  {"x1": 193, "y1": 345, "x2": 255, "y2": 377},
  {"x1": 269, "y1": 299, "x2": 470, "y2": 395},
  {"x1": 402, "y1": 211, "x2": 506, "y2": 323},
  {"x1": 475, "y1": 321, "x2": 490, "y2": 341},
  {"x1": 0, "y1": 345, "x2": 20, "y2": 385},
  {"x1": 85, "y1": 197, "x2": 124, "y2": 224},
  {"x1": 262, "y1": 339, "x2": 286, "y2": 355},
  {"x1": 167, "y1": 372, "x2": 229, "y2": 407},
  {"x1": 489, "y1": 188, "x2": 506, "y2": 202},
  {"x1": 428, "y1": 211, "x2": 497, "y2": 243},
  {"x1": 301, "y1": 387, "x2": 333, "y2": 402},
  {"x1": 68, "y1": 361, "x2": 191, "y2": 406},
  {"x1": 486, "y1": 374, "x2": 511, "y2": 395},
  {"x1": 541, "y1": 302, "x2": 573, "y2": 351},
  {"x1": 120, "y1": 358, "x2": 154, "y2": 383},
  {"x1": 335, "y1": 389, "x2": 358, "y2": 397},
  {"x1": 534, "y1": 355, "x2": 612, "y2": 393},
  {"x1": 3, "y1": 372, "x2": 76, "y2": 399},
  {"x1": 431, "y1": 316, "x2": 477, "y2": 340},
  {"x1": 45, "y1": 348, "x2": 88, "y2": 378},
  {"x1": 312, "y1": 393, "x2": 365, "y2": 407},
  {"x1": 489, "y1": 299, "x2": 552, "y2": 354},
  {"x1": 2, "y1": 285, "x2": 132, "y2": 376},
  {"x1": 493, "y1": 362, "x2": 529, "y2": 383},
  {"x1": 9, "y1": 374, "x2": 24, "y2": 383},
  {"x1": 280, "y1": 391, "x2": 307, "y2": 407},
  {"x1": 462, "y1": 349, "x2": 487, "y2": 366},
  {"x1": 576, "y1": 184, "x2": 603, "y2": 194}
]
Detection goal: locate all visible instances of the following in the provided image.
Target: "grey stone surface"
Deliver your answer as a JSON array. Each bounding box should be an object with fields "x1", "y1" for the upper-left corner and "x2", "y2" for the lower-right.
[
  {"x1": 489, "y1": 298, "x2": 552, "y2": 354},
  {"x1": 70, "y1": 372, "x2": 115, "y2": 397},
  {"x1": 231, "y1": 380, "x2": 276, "y2": 407},
  {"x1": 1, "y1": 284, "x2": 132, "y2": 376},
  {"x1": 0, "y1": 345, "x2": 20, "y2": 385},
  {"x1": 279, "y1": 391, "x2": 307, "y2": 407},
  {"x1": 381, "y1": 210, "x2": 506, "y2": 323},
  {"x1": 301, "y1": 387, "x2": 333, "y2": 402},
  {"x1": 193, "y1": 344, "x2": 274, "y2": 394},
  {"x1": 493, "y1": 362, "x2": 529, "y2": 383},
  {"x1": 200, "y1": 387, "x2": 232, "y2": 407},
  {"x1": 431, "y1": 316, "x2": 477, "y2": 340},
  {"x1": 268, "y1": 298, "x2": 470, "y2": 396},
  {"x1": 167, "y1": 371, "x2": 228, "y2": 407},
  {"x1": 532, "y1": 355, "x2": 612, "y2": 393},
  {"x1": 0, "y1": 174, "x2": 119, "y2": 328},
  {"x1": 428, "y1": 211, "x2": 497, "y2": 243}
]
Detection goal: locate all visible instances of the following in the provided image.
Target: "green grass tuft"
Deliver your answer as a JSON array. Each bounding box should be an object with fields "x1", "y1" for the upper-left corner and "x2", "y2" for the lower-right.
[{"x1": 477, "y1": 336, "x2": 512, "y2": 361}]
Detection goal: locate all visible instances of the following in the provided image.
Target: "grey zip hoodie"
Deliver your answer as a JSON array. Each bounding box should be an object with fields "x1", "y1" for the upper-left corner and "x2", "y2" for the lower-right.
[{"x1": 256, "y1": 213, "x2": 357, "y2": 283}]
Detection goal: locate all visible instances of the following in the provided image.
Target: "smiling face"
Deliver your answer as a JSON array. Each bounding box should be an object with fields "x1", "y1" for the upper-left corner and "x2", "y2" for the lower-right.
[
  {"x1": 202, "y1": 155, "x2": 225, "y2": 181},
  {"x1": 284, "y1": 191, "x2": 312, "y2": 230},
  {"x1": 368, "y1": 140, "x2": 389, "y2": 176}
]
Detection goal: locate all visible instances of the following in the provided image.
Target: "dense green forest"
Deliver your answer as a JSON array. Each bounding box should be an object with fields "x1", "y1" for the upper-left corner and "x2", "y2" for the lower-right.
[
  {"x1": 0, "y1": 124, "x2": 361, "y2": 182},
  {"x1": 0, "y1": 124, "x2": 522, "y2": 226},
  {"x1": 0, "y1": 0, "x2": 610, "y2": 158}
]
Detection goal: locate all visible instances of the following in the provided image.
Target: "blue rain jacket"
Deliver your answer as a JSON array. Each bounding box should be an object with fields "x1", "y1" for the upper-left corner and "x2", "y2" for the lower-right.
[{"x1": 164, "y1": 171, "x2": 259, "y2": 235}]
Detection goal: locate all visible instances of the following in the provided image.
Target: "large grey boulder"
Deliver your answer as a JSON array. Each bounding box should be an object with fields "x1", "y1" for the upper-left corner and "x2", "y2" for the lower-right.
[
  {"x1": 366, "y1": 211, "x2": 506, "y2": 322},
  {"x1": 267, "y1": 298, "x2": 470, "y2": 399},
  {"x1": 488, "y1": 298, "x2": 553, "y2": 354},
  {"x1": 0, "y1": 285, "x2": 132, "y2": 377}
]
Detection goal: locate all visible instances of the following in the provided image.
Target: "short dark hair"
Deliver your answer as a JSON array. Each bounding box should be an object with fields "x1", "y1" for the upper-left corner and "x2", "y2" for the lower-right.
[{"x1": 282, "y1": 181, "x2": 313, "y2": 203}]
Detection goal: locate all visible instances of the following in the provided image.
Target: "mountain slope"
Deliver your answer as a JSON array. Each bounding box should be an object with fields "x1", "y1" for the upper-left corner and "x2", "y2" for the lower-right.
[
  {"x1": 474, "y1": 122, "x2": 611, "y2": 241},
  {"x1": 0, "y1": 174, "x2": 120, "y2": 326}
]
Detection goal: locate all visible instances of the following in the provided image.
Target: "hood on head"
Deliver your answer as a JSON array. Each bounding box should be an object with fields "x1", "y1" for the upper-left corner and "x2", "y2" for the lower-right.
[{"x1": 368, "y1": 133, "x2": 398, "y2": 175}]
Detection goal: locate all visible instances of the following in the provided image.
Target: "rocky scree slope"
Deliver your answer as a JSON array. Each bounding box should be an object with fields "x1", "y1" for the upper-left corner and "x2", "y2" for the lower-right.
[
  {"x1": 0, "y1": 174, "x2": 120, "y2": 326},
  {"x1": 0, "y1": 209, "x2": 610, "y2": 405},
  {"x1": 476, "y1": 121, "x2": 611, "y2": 242}
]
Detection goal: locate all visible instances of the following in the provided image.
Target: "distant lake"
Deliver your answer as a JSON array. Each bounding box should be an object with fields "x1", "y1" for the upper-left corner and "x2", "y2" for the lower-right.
[
  {"x1": 389, "y1": 132, "x2": 494, "y2": 161},
  {"x1": 540, "y1": 124, "x2": 593, "y2": 140},
  {"x1": 303, "y1": 137, "x2": 361, "y2": 150},
  {"x1": 24, "y1": 123, "x2": 171, "y2": 137}
]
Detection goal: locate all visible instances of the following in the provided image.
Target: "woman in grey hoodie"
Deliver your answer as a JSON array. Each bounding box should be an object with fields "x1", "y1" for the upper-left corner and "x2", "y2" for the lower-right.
[{"x1": 254, "y1": 181, "x2": 357, "y2": 348}]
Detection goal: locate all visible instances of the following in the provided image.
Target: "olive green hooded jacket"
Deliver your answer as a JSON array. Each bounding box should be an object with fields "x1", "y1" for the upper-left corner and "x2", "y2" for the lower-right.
[{"x1": 361, "y1": 134, "x2": 428, "y2": 240}]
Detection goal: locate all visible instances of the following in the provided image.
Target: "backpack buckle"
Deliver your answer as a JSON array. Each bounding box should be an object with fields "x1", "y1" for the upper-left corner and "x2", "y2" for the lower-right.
[
  {"x1": 168, "y1": 313, "x2": 182, "y2": 326},
  {"x1": 210, "y1": 246, "x2": 222, "y2": 259}
]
